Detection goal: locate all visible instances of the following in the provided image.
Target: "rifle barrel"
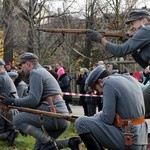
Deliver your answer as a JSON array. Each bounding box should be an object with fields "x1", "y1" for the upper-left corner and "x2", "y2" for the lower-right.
[
  {"x1": 36, "y1": 28, "x2": 126, "y2": 38},
  {"x1": 9, "y1": 106, "x2": 77, "y2": 122}
]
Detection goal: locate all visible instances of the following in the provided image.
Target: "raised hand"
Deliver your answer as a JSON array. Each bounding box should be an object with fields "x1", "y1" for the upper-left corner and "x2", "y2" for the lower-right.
[{"x1": 87, "y1": 29, "x2": 102, "y2": 43}]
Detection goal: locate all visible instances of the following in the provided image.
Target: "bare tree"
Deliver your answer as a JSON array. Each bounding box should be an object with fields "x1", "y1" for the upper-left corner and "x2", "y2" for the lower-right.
[
  {"x1": 0, "y1": 0, "x2": 149, "y2": 69},
  {"x1": 2, "y1": 0, "x2": 14, "y2": 63}
]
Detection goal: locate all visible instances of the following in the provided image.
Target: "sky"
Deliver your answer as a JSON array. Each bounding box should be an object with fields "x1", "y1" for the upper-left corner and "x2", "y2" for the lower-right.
[
  {"x1": 44, "y1": 0, "x2": 150, "y2": 17},
  {"x1": 45, "y1": 0, "x2": 85, "y2": 10},
  {"x1": 47, "y1": 0, "x2": 150, "y2": 10},
  {"x1": 45, "y1": 0, "x2": 86, "y2": 18}
]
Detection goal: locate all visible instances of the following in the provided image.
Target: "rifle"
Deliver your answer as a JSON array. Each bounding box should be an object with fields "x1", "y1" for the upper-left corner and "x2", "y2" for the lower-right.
[
  {"x1": 8, "y1": 106, "x2": 79, "y2": 123},
  {"x1": 36, "y1": 28, "x2": 126, "y2": 38}
]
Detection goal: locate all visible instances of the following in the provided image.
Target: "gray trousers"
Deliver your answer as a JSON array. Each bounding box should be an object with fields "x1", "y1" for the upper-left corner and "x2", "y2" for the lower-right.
[
  {"x1": 13, "y1": 102, "x2": 70, "y2": 148},
  {"x1": 75, "y1": 116, "x2": 147, "y2": 150}
]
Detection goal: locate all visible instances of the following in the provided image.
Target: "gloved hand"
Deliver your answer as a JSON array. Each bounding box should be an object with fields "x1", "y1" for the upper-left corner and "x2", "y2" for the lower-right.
[
  {"x1": 87, "y1": 29, "x2": 102, "y2": 43},
  {"x1": 0, "y1": 97, "x2": 15, "y2": 106}
]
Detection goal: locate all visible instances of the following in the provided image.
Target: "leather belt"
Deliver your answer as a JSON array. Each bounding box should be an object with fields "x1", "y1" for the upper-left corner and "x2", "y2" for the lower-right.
[
  {"x1": 41, "y1": 94, "x2": 63, "y2": 113},
  {"x1": 120, "y1": 117, "x2": 145, "y2": 127},
  {"x1": 42, "y1": 94, "x2": 63, "y2": 102},
  {"x1": 114, "y1": 114, "x2": 145, "y2": 146},
  {"x1": 114, "y1": 114, "x2": 145, "y2": 128},
  {"x1": 123, "y1": 117, "x2": 145, "y2": 146}
]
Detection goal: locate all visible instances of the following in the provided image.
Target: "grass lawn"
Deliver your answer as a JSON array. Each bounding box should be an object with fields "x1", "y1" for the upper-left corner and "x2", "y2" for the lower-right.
[{"x1": 0, "y1": 123, "x2": 86, "y2": 150}]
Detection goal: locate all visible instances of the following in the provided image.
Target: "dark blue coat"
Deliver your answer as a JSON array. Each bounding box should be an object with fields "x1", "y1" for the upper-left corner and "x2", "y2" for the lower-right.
[{"x1": 58, "y1": 73, "x2": 72, "y2": 102}]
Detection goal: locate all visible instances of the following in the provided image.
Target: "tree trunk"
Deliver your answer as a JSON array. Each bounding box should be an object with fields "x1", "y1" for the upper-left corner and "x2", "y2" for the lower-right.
[
  {"x1": 27, "y1": 0, "x2": 35, "y2": 53},
  {"x1": 84, "y1": 0, "x2": 95, "y2": 69},
  {"x1": 3, "y1": 0, "x2": 14, "y2": 63}
]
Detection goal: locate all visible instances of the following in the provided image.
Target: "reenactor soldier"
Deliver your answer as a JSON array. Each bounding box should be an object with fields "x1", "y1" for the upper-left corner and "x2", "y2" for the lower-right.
[
  {"x1": 75, "y1": 65, "x2": 148, "y2": 150},
  {"x1": 87, "y1": 9, "x2": 150, "y2": 117},
  {"x1": 0, "y1": 58, "x2": 19, "y2": 146},
  {"x1": 0, "y1": 53, "x2": 81, "y2": 150}
]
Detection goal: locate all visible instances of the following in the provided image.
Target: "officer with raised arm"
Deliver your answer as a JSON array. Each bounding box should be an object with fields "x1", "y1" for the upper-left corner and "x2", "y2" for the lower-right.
[{"x1": 87, "y1": 9, "x2": 150, "y2": 117}]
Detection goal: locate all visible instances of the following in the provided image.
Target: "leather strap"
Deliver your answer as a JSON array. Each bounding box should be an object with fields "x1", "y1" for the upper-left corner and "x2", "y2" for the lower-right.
[
  {"x1": 114, "y1": 114, "x2": 145, "y2": 147},
  {"x1": 124, "y1": 122, "x2": 133, "y2": 146},
  {"x1": 114, "y1": 114, "x2": 145, "y2": 128},
  {"x1": 42, "y1": 94, "x2": 63, "y2": 101},
  {"x1": 41, "y1": 95, "x2": 63, "y2": 113},
  {"x1": 122, "y1": 116, "x2": 145, "y2": 126},
  {"x1": 44, "y1": 97, "x2": 56, "y2": 113}
]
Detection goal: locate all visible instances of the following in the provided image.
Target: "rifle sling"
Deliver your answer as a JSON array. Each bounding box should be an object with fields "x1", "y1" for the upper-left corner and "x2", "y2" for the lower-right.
[
  {"x1": 41, "y1": 95, "x2": 63, "y2": 113},
  {"x1": 0, "y1": 114, "x2": 13, "y2": 125}
]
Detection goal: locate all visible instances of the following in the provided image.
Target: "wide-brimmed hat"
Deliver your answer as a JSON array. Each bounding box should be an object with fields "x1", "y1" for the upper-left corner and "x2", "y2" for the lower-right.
[{"x1": 126, "y1": 9, "x2": 150, "y2": 24}]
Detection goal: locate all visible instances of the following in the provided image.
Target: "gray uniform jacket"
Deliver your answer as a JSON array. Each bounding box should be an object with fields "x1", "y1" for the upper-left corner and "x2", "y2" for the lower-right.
[
  {"x1": 99, "y1": 74, "x2": 147, "y2": 144},
  {"x1": 75, "y1": 73, "x2": 148, "y2": 149},
  {"x1": 14, "y1": 64, "x2": 67, "y2": 112},
  {"x1": 105, "y1": 24, "x2": 150, "y2": 66},
  {"x1": 0, "y1": 71, "x2": 18, "y2": 98},
  {"x1": 0, "y1": 71, "x2": 18, "y2": 133},
  {"x1": 16, "y1": 81, "x2": 28, "y2": 98}
]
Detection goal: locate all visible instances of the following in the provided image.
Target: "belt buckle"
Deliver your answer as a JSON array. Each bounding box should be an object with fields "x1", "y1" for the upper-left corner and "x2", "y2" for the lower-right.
[
  {"x1": 126, "y1": 119, "x2": 133, "y2": 127},
  {"x1": 124, "y1": 132, "x2": 134, "y2": 137}
]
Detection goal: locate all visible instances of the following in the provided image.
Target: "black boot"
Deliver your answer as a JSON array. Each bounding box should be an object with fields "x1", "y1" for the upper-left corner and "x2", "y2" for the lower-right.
[
  {"x1": 41, "y1": 140, "x2": 59, "y2": 150},
  {"x1": 6, "y1": 129, "x2": 19, "y2": 146},
  {"x1": 79, "y1": 132, "x2": 104, "y2": 150},
  {"x1": 68, "y1": 136, "x2": 82, "y2": 150}
]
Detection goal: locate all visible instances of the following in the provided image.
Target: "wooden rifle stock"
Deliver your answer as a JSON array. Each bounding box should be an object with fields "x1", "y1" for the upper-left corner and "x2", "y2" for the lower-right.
[
  {"x1": 36, "y1": 28, "x2": 126, "y2": 38},
  {"x1": 8, "y1": 106, "x2": 78, "y2": 123}
]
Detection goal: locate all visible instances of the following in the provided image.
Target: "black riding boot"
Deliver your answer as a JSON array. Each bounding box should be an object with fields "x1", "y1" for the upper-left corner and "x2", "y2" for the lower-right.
[
  {"x1": 6, "y1": 129, "x2": 19, "y2": 146},
  {"x1": 79, "y1": 132, "x2": 104, "y2": 150},
  {"x1": 68, "y1": 136, "x2": 82, "y2": 150},
  {"x1": 56, "y1": 136, "x2": 82, "y2": 150}
]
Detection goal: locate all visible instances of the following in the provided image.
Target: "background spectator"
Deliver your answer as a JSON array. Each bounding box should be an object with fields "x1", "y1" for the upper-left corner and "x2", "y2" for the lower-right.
[
  {"x1": 57, "y1": 67, "x2": 73, "y2": 113},
  {"x1": 44, "y1": 65, "x2": 58, "y2": 79},
  {"x1": 8, "y1": 71, "x2": 28, "y2": 98},
  {"x1": 76, "y1": 68, "x2": 89, "y2": 116}
]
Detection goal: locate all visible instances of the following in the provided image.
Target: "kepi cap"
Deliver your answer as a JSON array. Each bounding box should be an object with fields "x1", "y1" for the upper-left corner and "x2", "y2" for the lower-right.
[
  {"x1": 8, "y1": 72, "x2": 18, "y2": 78},
  {"x1": 85, "y1": 65, "x2": 106, "y2": 87},
  {"x1": 126, "y1": 9, "x2": 150, "y2": 24},
  {"x1": 19, "y1": 52, "x2": 38, "y2": 65}
]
